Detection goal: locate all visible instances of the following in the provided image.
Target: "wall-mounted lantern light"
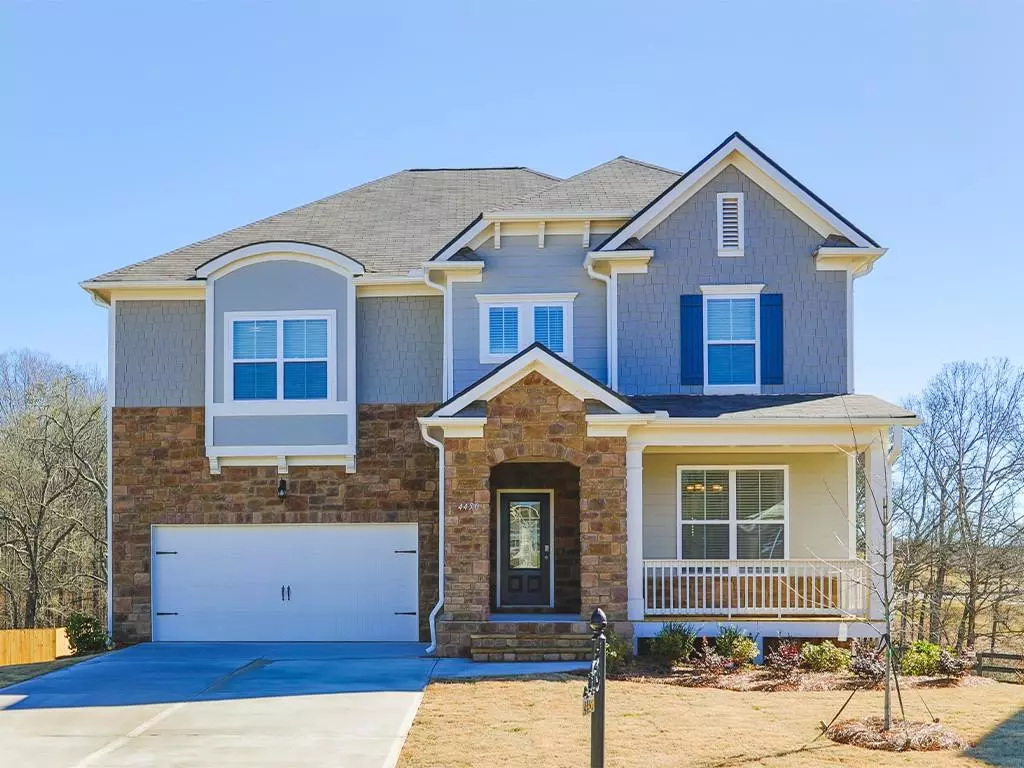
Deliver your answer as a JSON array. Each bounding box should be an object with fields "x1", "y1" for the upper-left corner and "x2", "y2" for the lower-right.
[{"x1": 277, "y1": 479, "x2": 288, "y2": 500}]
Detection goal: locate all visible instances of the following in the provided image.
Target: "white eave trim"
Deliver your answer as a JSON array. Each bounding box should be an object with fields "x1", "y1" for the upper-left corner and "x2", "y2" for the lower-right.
[
  {"x1": 483, "y1": 210, "x2": 635, "y2": 222},
  {"x1": 599, "y1": 136, "x2": 877, "y2": 251},
  {"x1": 196, "y1": 242, "x2": 365, "y2": 279},
  {"x1": 81, "y1": 280, "x2": 206, "y2": 304},
  {"x1": 815, "y1": 247, "x2": 887, "y2": 278},
  {"x1": 432, "y1": 345, "x2": 637, "y2": 418},
  {"x1": 416, "y1": 416, "x2": 487, "y2": 438}
]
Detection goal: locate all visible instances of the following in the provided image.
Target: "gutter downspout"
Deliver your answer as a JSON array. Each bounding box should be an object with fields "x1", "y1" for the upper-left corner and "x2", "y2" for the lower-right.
[
  {"x1": 887, "y1": 425, "x2": 903, "y2": 465},
  {"x1": 585, "y1": 261, "x2": 616, "y2": 390},
  {"x1": 420, "y1": 422, "x2": 445, "y2": 655}
]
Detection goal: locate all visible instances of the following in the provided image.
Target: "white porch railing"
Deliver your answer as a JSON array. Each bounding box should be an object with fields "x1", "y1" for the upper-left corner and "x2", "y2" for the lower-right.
[{"x1": 643, "y1": 559, "x2": 872, "y2": 618}]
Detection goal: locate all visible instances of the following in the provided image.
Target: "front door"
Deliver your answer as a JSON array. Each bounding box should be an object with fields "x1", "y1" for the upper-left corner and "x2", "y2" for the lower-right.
[{"x1": 498, "y1": 492, "x2": 552, "y2": 607}]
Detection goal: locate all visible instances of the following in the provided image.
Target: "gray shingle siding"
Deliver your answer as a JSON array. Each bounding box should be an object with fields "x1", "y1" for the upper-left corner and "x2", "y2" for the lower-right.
[
  {"x1": 213, "y1": 415, "x2": 348, "y2": 446},
  {"x1": 451, "y1": 234, "x2": 607, "y2": 392},
  {"x1": 357, "y1": 296, "x2": 442, "y2": 403},
  {"x1": 617, "y1": 165, "x2": 847, "y2": 396},
  {"x1": 114, "y1": 300, "x2": 204, "y2": 407}
]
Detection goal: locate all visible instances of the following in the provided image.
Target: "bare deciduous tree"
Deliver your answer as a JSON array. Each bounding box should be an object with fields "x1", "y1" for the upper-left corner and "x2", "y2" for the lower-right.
[{"x1": 0, "y1": 350, "x2": 106, "y2": 629}]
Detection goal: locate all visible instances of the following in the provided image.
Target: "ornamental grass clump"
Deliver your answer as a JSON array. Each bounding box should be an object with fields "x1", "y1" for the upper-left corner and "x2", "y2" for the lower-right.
[
  {"x1": 714, "y1": 625, "x2": 759, "y2": 667},
  {"x1": 826, "y1": 717, "x2": 968, "y2": 752},
  {"x1": 650, "y1": 623, "x2": 698, "y2": 667}
]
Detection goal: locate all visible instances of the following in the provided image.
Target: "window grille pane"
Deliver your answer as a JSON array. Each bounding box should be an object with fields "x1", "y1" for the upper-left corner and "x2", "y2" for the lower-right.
[
  {"x1": 680, "y1": 470, "x2": 729, "y2": 520},
  {"x1": 283, "y1": 361, "x2": 328, "y2": 400},
  {"x1": 488, "y1": 307, "x2": 519, "y2": 355},
  {"x1": 233, "y1": 320, "x2": 277, "y2": 360},
  {"x1": 533, "y1": 306, "x2": 564, "y2": 352},
  {"x1": 681, "y1": 524, "x2": 729, "y2": 559},
  {"x1": 736, "y1": 469, "x2": 785, "y2": 521},
  {"x1": 736, "y1": 523, "x2": 785, "y2": 559},
  {"x1": 283, "y1": 319, "x2": 328, "y2": 359},
  {"x1": 706, "y1": 298, "x2": 755, "y2": 342},
  {"x1": 233, "y1": 362, "x2": 277, "y2": 400},
  {"x1": 707, "y1": 344, "x2": 756, "y2": 385}
]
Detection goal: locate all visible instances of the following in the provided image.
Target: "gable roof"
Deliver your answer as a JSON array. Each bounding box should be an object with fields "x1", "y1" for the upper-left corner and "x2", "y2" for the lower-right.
[
  {"x1": 88, "y1": 167, "x2": 557, "y2": 282},
  {"x1": 429, "y1": 342, "x2": 637, "y2": 418},
  {"x1": 598, "y1": 132, "x2": 879, "y2": 251},
  {"x1": 487, "y1": 156, "x2": 680, "y2": 217}
]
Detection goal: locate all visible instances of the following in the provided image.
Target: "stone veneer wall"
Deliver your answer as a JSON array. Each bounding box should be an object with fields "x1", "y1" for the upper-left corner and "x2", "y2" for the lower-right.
[
  {"x1": 111, "y1": 404, "x2": 439, "y2": 643},
  {"x1": 438, "y1": 372, "x2": 628, "y2": 656}
]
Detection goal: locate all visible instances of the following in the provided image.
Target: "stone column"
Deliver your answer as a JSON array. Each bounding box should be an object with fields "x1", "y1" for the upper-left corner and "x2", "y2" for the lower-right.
[
  {"x1": 578, "y1": 439, "x2": 628, "y2": 621},
  {"x1": 626, "y1": 441, "x2": 645, "y2": 621},
  {"x1": 442, "y1": 437, "x2": 490, "y2": 622}
]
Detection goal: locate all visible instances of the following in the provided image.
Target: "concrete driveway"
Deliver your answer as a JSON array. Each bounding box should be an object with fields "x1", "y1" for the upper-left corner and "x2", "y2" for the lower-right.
[{"x1": 0, "y1": 642, "x2": 437, "y2": 768}]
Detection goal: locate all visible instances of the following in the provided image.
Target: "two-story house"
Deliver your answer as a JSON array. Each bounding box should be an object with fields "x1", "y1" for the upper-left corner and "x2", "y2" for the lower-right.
[{"x1": 84, "y1": 133, "x2": 917, "y2": 659}]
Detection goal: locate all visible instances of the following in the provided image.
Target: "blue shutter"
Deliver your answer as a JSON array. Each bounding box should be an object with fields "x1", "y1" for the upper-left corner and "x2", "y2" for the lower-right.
[
  {"x1": 760, "y1": 293, "x2": 784, "y2": 385},
  {"x1": 680, "y1": 295, "x2": 703, "y2": 385}
]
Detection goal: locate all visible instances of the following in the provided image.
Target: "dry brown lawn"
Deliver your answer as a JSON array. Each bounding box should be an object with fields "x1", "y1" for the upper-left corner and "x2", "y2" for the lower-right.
[{"x1": 399, "y1": 676, "x2": 1024, "y2": 767}]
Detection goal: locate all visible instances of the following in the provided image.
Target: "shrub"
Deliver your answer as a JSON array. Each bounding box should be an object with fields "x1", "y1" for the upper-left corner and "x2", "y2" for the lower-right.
[
  {"x1": 851, "y1": 651, "x2": 887, "y2": 684},
  {"x1": 66, "y1": 613, "x2": 108, "y2": 655},
  {"x1": 715, "y1": 625, "x2": 759, "y2": 666},
  {"x1": 604, "y1": 628, "x2": 633, "y2": 675},
  {"x1": 937, "y1": 648, "x2": 974, "y2": 679},
  {"x1": 800, "y1": 641, "x2": 852, "y2": 673},
  {"x1": 900, "y1": 640, "x2": 942, "y2": 676},
  {"x1": 693, "y1": 637, "x2": 728, "y2": 677},
  {"x1": 764, "y1": 640, "x2": 802, "y2": 680},
  {"x1": 650, "y1": 623, "x2": 698, "y2": 666}
]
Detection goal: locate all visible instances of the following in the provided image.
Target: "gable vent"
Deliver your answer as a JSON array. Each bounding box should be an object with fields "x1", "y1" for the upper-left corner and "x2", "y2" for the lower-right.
[{"x1": 717, "y1": 192, "x2": 745, "y2": 256}]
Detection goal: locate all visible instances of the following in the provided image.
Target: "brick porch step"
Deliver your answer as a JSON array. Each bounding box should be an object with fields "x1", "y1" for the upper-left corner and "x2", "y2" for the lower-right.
[{"x1": 469, "y1": 632, "x2": 594, "y2": 662}]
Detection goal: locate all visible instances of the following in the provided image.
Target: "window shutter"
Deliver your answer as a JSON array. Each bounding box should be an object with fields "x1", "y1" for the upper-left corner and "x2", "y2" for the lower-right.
[
  {"x1": 760, "y1": 293, "x2": 784, "y2": 385},
  {"x1": 680, "y1": 295, "x2": 704, "y2": 385}
]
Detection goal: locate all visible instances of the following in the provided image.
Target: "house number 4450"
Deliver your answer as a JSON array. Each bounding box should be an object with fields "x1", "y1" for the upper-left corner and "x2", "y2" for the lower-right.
[{"x1": 457, "y1": 502, "x2": 481, "y2": 511}]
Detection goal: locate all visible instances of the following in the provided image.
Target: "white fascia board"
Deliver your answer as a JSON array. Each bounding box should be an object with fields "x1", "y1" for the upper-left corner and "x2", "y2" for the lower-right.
[
  {"x1": 355, "y1": 274, "x2": 443, "y2": 297},
  {"x1": 584, "y1": 250, "x2": 653, "y2": 271},
  {"x1": 417, "y1": 416, "x2": 487, "y2": 438},
  {"x1": 815, "y1": 247, "x2": 887, "y2": 278},
  {"x1": 421, "y1": 261, "x2": 485, "y2": 272},
  {"x1": 484, "y1": 210, "x2": 635, "y2": 222},
  {"x1": 432, "y1": 218, "x2": 490, "y2": 262},
  {"x1": 600, "y1": 137, "x2": 876, "y2": 251},
  {"x1": 81, "y1": 280, "x2": 206, "y2": 304},
  {"x1": 434, "y1": 346, "x2": 637, "y2": 417},
  {"x1": 196, "y1": 242, "x2": 365, "y2": 278}
]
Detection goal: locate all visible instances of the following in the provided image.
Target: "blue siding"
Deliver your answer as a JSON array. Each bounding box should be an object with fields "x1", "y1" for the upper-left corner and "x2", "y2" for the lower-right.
[{"x1": 451, "y1": 234, "x2": 607, "y2": 391}]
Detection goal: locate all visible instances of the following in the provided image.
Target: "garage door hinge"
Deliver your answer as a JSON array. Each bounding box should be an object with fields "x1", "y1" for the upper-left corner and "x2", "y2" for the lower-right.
[
  {"x1": 155, "y1": 550, "x2": 178, "y2": 555},
  {"x1": 393, "y1": 611, "x2": 416, "y2": 616},
  {"x1": 393, "y1": 549, "x2": 417, "y2": 554},
  {"x1": 156, "y1": 612, "x2": 178, "y2": 616}
]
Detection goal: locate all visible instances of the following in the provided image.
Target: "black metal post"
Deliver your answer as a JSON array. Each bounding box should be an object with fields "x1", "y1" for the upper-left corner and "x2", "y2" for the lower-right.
[{"x1": 589, "y1": 608, "x2": 607, "y2": 768}]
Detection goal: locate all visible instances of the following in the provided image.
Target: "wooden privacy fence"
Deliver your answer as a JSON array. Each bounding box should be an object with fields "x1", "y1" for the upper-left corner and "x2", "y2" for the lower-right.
[
  {"x1": 976, "y1": 652, "x2": 1024, "y2": 683},
  {"x1": 0, "y1": 628, "x2": 72, "y2": 666}
]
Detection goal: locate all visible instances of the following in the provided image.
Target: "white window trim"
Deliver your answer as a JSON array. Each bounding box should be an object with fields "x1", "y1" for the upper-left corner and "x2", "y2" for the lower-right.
[
  {"x1": 702, "y1": 293, "x2": 760, "y2": 395},
  {"x1": 716, "y1": 192, "x2": 745, "y2": 257},
  {"x1": 223, "y1": 309, "x2": 337, "y2": 407},
  {"x1": 476, "y1": 293, "x2": 576, "y2": 364},
  {"x1": 675, "y1": 465, "x2": 790, "y2": 561}
]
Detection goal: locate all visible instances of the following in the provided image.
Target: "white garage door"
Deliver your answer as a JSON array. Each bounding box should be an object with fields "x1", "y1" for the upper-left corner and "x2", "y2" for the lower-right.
[{"x1": 151, "y1": 524, "x2": 419, "y2": 642}]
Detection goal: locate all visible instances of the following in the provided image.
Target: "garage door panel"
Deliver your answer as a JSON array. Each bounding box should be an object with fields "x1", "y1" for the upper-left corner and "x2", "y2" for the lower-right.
[{"x1": 152, "y1": 524, "x2": 419, "y2": 642}]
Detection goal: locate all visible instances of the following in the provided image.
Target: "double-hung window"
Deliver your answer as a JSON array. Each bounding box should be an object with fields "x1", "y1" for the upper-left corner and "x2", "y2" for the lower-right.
[
  {"x1": 678, "y1": 466, "x2": 787, "y2": 565},
  {"x1": 228, "y1": 312, "x2": 333, "y2": 402},
  {"x1": 478, "y1": 293, "x2": 575, "y2": 363},
  {"x1": 704, "y1": 294, "x2": 758, "y2": 392}
]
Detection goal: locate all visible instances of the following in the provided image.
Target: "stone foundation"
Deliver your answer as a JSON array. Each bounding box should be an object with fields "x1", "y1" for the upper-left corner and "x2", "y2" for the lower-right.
[{"x1": 111, "y1": 404, "x2": 439, "y2": 643}]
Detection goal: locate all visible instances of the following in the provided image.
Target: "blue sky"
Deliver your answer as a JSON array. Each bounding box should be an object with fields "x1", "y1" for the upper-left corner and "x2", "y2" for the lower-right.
[{"x1": 2, "y1": 1, "x2": 1021, "y2": 402}]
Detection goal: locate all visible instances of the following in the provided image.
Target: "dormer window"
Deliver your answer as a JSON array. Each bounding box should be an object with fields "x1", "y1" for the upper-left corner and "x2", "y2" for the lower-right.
[
  {"x1": 716, "y1": 192, "x2": 745, "y2": 257},
  {"x1": 477, "y1": 293, "x2": 576, "y2": 363}
]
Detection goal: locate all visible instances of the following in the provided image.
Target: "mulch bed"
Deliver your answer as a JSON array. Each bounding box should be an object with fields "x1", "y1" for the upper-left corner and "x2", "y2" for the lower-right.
[
  {"x1": 608, "y1": 661, "x2": 991, "y2": 693},
  {"x1": 826, "y1": 716, "x2": 969, "y2": 751}
]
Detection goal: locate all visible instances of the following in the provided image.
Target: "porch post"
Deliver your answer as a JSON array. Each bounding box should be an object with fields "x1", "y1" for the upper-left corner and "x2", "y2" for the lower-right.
[
  {"x1": 864, "y1": 436, "x2": 888, "y2": 621},
  {"x1": 626, "y1": 440, "x2": 644, "y2": 621}
]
